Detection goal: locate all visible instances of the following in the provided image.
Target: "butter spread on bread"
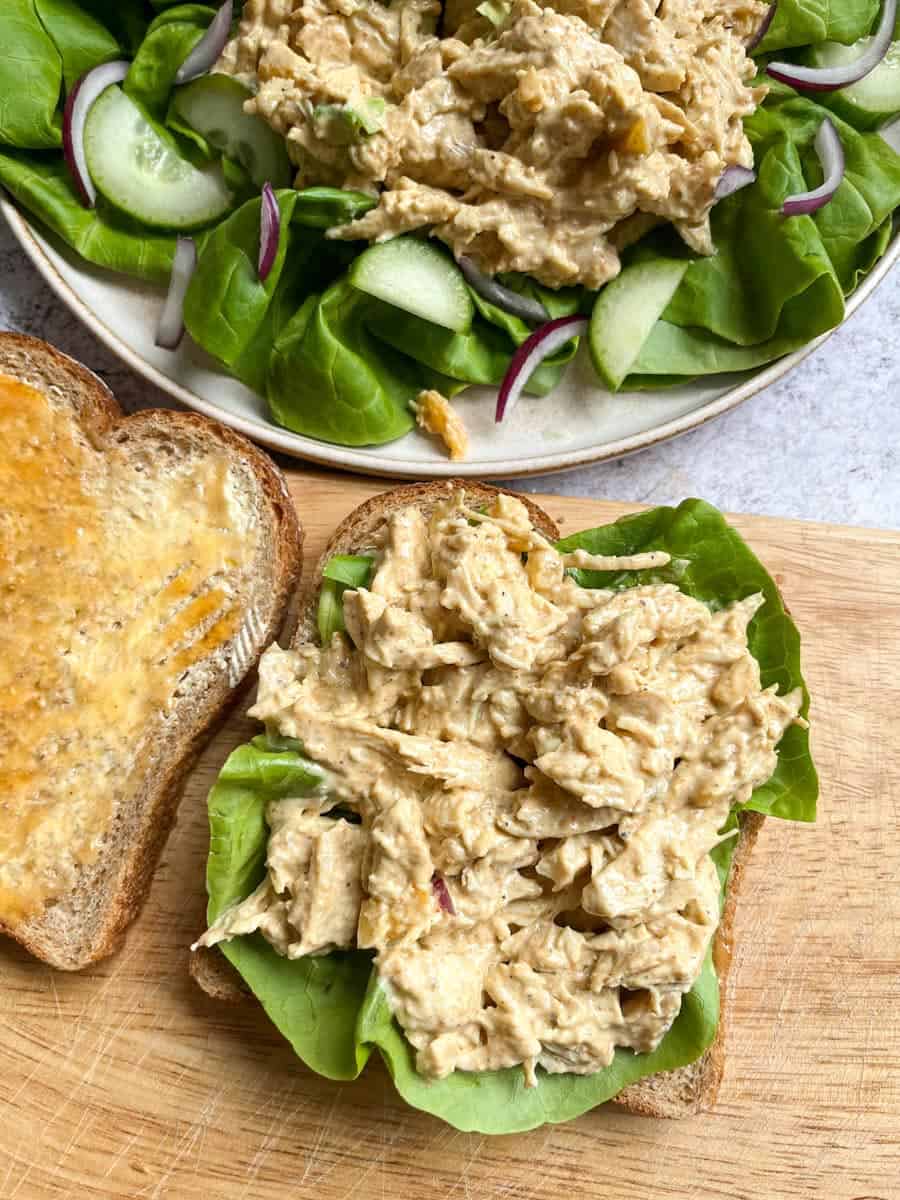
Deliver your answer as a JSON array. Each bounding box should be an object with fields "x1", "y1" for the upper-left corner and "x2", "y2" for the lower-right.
[
  {"x1": 0, "y1": 334, "x2": 302, "y2": 967},
  {"x1": 0, "y1": 375, "x2": 254, "y2": 923}
]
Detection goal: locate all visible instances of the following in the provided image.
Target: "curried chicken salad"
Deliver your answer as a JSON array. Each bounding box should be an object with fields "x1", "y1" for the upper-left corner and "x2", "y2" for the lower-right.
[
  {"x1": 196, "y1": 492, "x2": 807, "y2": 1091},
  {"x1": 221, "y1": 0, "x2": 765, "y2": 289}
]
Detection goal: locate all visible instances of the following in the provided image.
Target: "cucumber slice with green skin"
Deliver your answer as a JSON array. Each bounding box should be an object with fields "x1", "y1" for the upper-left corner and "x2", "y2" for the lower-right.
[
  {"x1": 349, "y1": 238, "x2": 475, "y2": 334},
  {"x1": 810, "y1": 39, "x2": 900, "y2": 129},
  {"x1": 84, "y1": 86, "x2": 235, "y2": 231},
  {"x1": 171, "y1": 74, "x2": 293, "y2": 189},
  {"x1": 589, "y1": 259, "x2": 689, "y2": 391}
]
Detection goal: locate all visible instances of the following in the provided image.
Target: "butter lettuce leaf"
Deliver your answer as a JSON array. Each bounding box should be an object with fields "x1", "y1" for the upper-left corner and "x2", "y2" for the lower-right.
[
  {"x1": 365, "y1": 274, "x2": 584, "y2": 399},
  {"x1": 124, "y1": 4, "x2": 214, "y2": 119},
  {"x1": 33, "y1": 0, "x2": 121, "y2": 92},
  {"x1": 0, "y1": 0, "x2": 63, "y2": 150},
  {"x1": 756, "y1": 0, "x2": 878, "y2": 52},
  {"x1": 365, "y1": 305, "x2": 565, "y2": 395},
  {"x1": 628, "y1": 88, "x2": 900, "y2": 383},
  {"x1": 184, "y1": 191, "x2": 304, "y2": 383},
  {"x1": 267, "y1": 278, "x2": 419, "y2": 446},
  {"x1": 317, "y1": 554, "x2": 374, "y2": 643},
  {"x1": 77, "y1": 1, "x2": 148, "y2": 53},
  {"x1": 0, "y1": 148, "x2": 180, "y2": 282},
  {"x1": 557, "y1": 499, "x2": 817, "y2": 822},
  {"x1": 366, "y1": 298, "x2": 574, "y2": 399},
  {"x1": 202, "y1": 733, "x2": 731, "y2": 1130},
  {"x1": 743, "y1": 84, "x2": 900, "y2": 292},
  {"x1": 355, "y1": 936, "x2": 723, "y2": 1133},
  {"x1": 205, "y1": 734, "x2": 373, "y2": 1082},
  {"x1": 182, "y1": 188, "x2": 372, "y2": 395},
  {"x1": 199, "y1": 501, "x2": 817, "y2": 1131}
]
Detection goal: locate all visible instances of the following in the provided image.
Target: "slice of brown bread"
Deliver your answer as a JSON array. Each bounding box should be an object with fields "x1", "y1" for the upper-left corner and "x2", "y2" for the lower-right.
[
  {"x1": 192, "y1": 480, "x2": 765, "y2": 1118},
  {"x1": 0, "y1": 333, "x2": 303, "y2": 971}
]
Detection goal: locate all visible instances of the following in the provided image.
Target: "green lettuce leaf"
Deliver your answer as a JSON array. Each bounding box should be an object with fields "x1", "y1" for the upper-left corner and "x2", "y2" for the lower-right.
[
  {"x1": 0, "y1": 0, "x2": 63, "y2": 150},
  {"x1": 366, "y1": 305, "x2": 547, "y2": 392},
  {"x1": 33, "y1": 0, "x2": 121, "y2": 91},
  {"x1": 267, "y1": 278, "x2": 419, "y2": 446},
  {"x1": 756, "y1": 0, "x2": 878, "y2": 52},
  {"x1": 203, "y1": 732, "x2": 732, "y2": 1130},
  {"x1": 323, "y1": 554, "x2": 378, "y2": 586},
  {"x1": 355, "y1": 934, "x2": 724, "y2": 1133},
  {"x1": 200, "y1": 501, "x2": 817, "y2": 1131},
  {"x1": 206, "y1": 734, "x2": 327, "y2": 910},
  {"x1": 0, "y1": 148, "x2": 180, "y2": 282},
  {"x1": 629, "y1": 88, "x2": 900, "y2": 382},
  {"x1": 184, "y1": 190, "x2": 313, "y2": 393},
  {"x1": 182, "y1": 189, "x2": 371, "y2": 394},
  {"x1": 745, "y1": 84, "x2": 900, "y2": 291},
  {"x1": 366, "y1": 275, "x2": 583, "y2": 398},
  {"x1": 317, "y1": 554, "x2": 374, "y2": 643},
  {"x1": 205, "y1": 734, "x2": 372, "y2": 1081},
  {"x1": 287, "y1": 186, "x2": 377, "y2": 230},
  {"x1": 124, "y1": 4, "x2": 215, "y2": 120},
  {"x1": 557, "y1": 499, "x2": 817, "y2": 821},
  {"x1": 470, "y1": 273, "x2": 588, "y2": 336}
]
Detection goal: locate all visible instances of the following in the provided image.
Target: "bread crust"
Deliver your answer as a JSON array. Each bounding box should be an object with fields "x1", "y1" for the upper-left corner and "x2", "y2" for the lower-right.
[
  {"x1": 0, "y1": 334, "x2": 304, "y2": 971},
  {"x1": 191, "y1": 479, "x2": 767, "y2": 1118},
  {"x1": 613, "y1": 810, "x2": 765, "y2": 1116},
  {"x1": 291, "y1": 479, "x2": 559, "y2": 645}
]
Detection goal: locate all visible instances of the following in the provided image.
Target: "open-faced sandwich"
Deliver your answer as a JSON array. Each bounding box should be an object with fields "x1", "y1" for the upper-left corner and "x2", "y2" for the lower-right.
[{"x1": 192, "y1": 481, "x2": 817, "y2": 1132}]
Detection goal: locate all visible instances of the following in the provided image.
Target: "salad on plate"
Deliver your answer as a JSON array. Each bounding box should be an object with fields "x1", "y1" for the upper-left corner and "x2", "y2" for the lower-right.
[{"x1": 2, "y1": 0, "x2": 900, "y2": 455}]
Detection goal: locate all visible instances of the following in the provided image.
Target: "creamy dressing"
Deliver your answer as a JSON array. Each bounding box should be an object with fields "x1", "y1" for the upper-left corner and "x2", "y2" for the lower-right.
[
  {"x1": 197, "y1": 492, "x2": 802, "y2": 1084},
  {"x1": 218, "y1": 0, "x2": 767, "y2": 288}
]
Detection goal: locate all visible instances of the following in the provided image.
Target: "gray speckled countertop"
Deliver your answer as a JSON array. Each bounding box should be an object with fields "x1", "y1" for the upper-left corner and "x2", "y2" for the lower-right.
[{"x1": 2, "y1": 214, "x2": 898, "y2": 530}]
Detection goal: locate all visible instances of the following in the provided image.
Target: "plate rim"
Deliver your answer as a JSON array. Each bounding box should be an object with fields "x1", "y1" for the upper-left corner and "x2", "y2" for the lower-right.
[{"x1": 4, "y1": 196, "x2": 897, "y2": 480}]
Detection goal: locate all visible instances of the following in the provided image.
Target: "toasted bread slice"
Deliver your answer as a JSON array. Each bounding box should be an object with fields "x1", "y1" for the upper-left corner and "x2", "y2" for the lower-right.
[
  {"x1": 0, "y1": 333, "x2": 303, "y2": 971},
  {"x1": 192, "y1": 481, "x2": 764, "y2": 1118}
]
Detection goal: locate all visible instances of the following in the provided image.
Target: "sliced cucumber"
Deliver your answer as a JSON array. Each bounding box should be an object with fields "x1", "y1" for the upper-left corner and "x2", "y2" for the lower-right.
[
  {"x1": 349, "y1": 238, "x2": 474, "y2": 333},
  {"x1": 810, "y1": 39, "x2": 900, "y2": 129},
  {"x1": 589, "y1": 259, "x2": 689, "y2": 391},
  {"x1": 171, "y1": 74, "x2": 293, "y2": 189},
  {"x1": 84, "y1": 86, "x2": 234, "y2": 230}
]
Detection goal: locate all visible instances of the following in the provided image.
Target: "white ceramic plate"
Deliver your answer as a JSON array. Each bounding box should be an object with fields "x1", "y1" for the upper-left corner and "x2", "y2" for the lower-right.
[{"x1": 4, "y1": 196, "x2": 898, "y2": 479}]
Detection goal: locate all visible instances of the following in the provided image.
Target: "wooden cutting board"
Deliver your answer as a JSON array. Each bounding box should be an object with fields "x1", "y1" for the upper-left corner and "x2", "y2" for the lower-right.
[{"x1": 3, "y1": 470, "x2": 899, "y2": 1200}]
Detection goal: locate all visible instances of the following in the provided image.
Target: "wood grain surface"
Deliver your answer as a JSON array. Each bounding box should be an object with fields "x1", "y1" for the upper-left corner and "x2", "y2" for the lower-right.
[{"x1": 3, "y1": 470, "x2": 899, "y2": 1200}]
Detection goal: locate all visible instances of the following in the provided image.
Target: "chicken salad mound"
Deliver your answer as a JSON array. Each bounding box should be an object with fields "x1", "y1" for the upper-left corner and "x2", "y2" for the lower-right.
[
  {"x1": 218, "y1": 0, "x2": 766, "y2": 288},
  {"x1": 198, "y1": 492, "x2": 804, "y2": 1085}
]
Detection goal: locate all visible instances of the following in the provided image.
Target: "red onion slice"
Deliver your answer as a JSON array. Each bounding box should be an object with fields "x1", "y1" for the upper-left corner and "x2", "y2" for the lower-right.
[
  {"x1": 156, "y1": 237, "x2": 198, "y2": 350},
  {"x1": 258, "y1": 182, "x2": 280, "y2": 281},
  {"x1": 767, "y1": 0, "x2": 896, "y2": 90},
  {"x1": 62, "y1": 60, "x2": 130, "y2": 208},
  {"x1": 495, "y1": 315, "x2": 588, "y2": 424},
  {"x1": 782, "y1": 119, "x2": 845, "y2": 216},
  {"x1": 174, "y1": 0, "x2": 233, "y2": 85},
  {"x1": 714, "y1": 164, "x2": 756, "y2": 200},
  {"x1": 432, "y1": 873, "x2": 456, "y2": 916},
  {"x1": 746, "y1": 2, "x2": 776, "y2": 52},
  {"x1": 458, "y1": 256, "x2": 549, "y2": 324}
]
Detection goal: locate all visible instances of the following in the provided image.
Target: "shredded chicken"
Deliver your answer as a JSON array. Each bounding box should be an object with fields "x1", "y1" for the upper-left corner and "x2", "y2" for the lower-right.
[
  {"x1": 197, "y1": 491, "x2": 802, "y2": 1084},
  {"x1": 218, "y1": 0, "x2": 766, "y2": 288}
]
